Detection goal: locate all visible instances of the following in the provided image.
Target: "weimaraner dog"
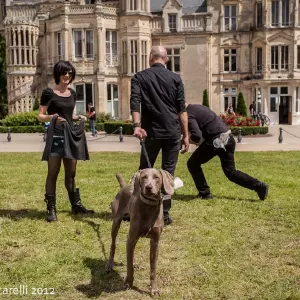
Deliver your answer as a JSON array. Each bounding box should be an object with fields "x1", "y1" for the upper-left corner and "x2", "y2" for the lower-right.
[{"x1": 105, "y1": 168, "x2": 174, "y2": 296}]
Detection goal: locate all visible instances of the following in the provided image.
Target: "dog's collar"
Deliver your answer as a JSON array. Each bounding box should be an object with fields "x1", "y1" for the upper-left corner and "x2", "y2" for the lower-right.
[{"x1": 140, "y1": 193, "x2": 162, "y2": 206}]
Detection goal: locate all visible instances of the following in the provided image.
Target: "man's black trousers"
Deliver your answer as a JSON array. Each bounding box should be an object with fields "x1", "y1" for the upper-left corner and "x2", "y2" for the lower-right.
[
  {"x1": 139, "y1": 137, "x2": 181, "y2": 212},
  {"x1": 187, "y1": 135, "x2": 260, "y2": 196}
]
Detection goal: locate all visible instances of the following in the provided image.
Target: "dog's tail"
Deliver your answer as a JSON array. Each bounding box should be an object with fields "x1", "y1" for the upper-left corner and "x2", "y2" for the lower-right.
[{"x1": 116, "y1": 172, "x2": 127, "y2": 188}]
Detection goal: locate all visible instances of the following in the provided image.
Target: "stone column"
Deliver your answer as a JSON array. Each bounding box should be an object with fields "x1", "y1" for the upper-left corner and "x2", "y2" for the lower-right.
[
  {"x1": 23, "y1": 28, "x2": 27, "y2": 64},
  {"x1": 295, "y1": 0, "x2": 299, "y2": 27},
  {"x1": 220, "y1": 1, "x2": 224, "y2": 32},
  {"x1": 279, "y1": 0, "x2": 282, "y2": 26},
  {"x1": 51, "y1": 31, "x2": 55, "y2": 64},
  {"x1": 291, "y1": 85, "x2": 296, "y2": 114},
  {"x1": 261, "y1": 86, "x2": 268, "y2": 114},
  {"x1": 127, "y1": 39, "x2": 131, "y2": 74},
  {"x1": 18, "y1": 28, "x2": 22, "y2": 64}
]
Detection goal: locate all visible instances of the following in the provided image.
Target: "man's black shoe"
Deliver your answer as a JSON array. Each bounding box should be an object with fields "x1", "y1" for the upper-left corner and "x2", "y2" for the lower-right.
[
  {"x1": 197, "y1": 193, "x2": 214, "y2": 200},
  {"x1": 164, "y1": 212, "x2": 173, "y2": 226},
  {"x1": 256, "y1": 183, "x2": 269, "y2": 200}
]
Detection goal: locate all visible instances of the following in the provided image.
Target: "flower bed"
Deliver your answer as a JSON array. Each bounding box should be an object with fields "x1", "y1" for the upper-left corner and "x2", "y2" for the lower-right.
[{"x1": 219, "y1": 114, "x2": 260, "y2": 127}]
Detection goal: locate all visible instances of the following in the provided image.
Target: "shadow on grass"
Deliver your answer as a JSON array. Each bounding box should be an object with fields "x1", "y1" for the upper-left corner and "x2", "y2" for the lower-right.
[
  {"x1": 172, "y1": 193, "x2": 197, "y2": 201},
  {"x1": 76, "y1": 258, "x2": 124, "y2": 297},
  {"x1": 0, "y1": 209, "x2": 45, "y2": 220},
  {"x1": 173, "y1": 194, "x2": 260, "y2": 202},
  {"x1": 76, "y1": 257, "x2": 150, "y2": 298}
]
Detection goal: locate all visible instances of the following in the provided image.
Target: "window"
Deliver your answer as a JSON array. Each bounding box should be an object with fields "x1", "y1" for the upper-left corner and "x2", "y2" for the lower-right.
[
  {"x1": 73, "y1": 30, "x2": 82, "y2": 58},
  {"x1": 297, "y1": 46, "x2": 300, "y2": 69},
  {"x1": 280, "y1": 87, "x2": 288, "y2": 94},
  {"x1": 73, "y1": 30, "x2": 94, "y2": 59},
  {"x1": 271, "y1": 45, "x2": 288, "y2": 71},
  {"x1": 85, "y1": 0, "x2": 95, "y2": 3},
  {"x1": 256, "y1": 2, "x2": 263, "y2": 28},
  {"x1": 74, "y1": 83, "x2": 94, "y2": 115},
  {"x1": 223, "y1": 88, "x2": 237, "y2": 112},
  {"x1": 256, "y1": 47, "x2": 262, "y2": 72},
  {"x1": 166, "y1": 48, "x2": 180, "y2": 72},
  {"x1": 270, "y1": 97, "x2": 277, "y2": 112},
  {"x1": 106, "y1": 31, "x2": 117, "y2": 66},
  {"x1": 224, "y1": 5, "x2": 237, "y2": 31},
  {"x1": 224, "y1": 49, "x2": 237, "y2": 72},
  {"x1": 122, "y1": 41, "x2": 127, "y2": 73},
  {"x1": 141, "y1": 40, "x2": 148, "y2": 70},
  {"x1": 130, "y1": 40, "x2": 138, "y2": 73},
  {"x1": 107, "y1": 84, "x2": 119, "y2": 118},
  {"x1": 272, "y1": 0, "x2": 289, "y2": 26},
  {"x1": 57, "y1": 32, "x2": 63, "y2": 60},
  {"x1": 168, "y1": 14, "x2": 177, "y2": 32},
  {"x1": 272, "y1": 0, "x2": 279, "y2": 26},
  {"x1": 282, "y1": 0, "x2": 290, "y2": 26},
  {"x1": 129, "y1": 0, "x2": 137, "y2": 10},
  {"x1": 86, "y1": 30, "x2": 94, "y2": 59},
  {"x1": 271, "y1": 46, "x2": 278, "y2": 69},
  {"x1": 270, "y1": 87, "x2": 278, "y2": 94},
  {"x1": 281, "y1": 46, "x2": 288, "y2": 69}
]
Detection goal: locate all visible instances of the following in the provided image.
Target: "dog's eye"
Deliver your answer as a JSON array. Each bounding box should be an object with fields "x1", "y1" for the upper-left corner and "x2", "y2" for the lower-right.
[{"x1": 153, "y1": 175, "x2": 160, "y2": 180}]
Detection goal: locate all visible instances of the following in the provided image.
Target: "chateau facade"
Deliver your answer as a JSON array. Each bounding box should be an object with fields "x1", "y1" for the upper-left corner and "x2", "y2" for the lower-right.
[{"x1": 1, "y1": 0, "x2": 300, "y2": 125}]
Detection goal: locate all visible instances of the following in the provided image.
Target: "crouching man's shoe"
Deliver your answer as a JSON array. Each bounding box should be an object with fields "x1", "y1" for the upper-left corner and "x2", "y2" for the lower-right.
[
  {"x1": 197, "y1": 193, "x2": 214, "y2": 200},
  {"x1": 68, "y1": 188, "x2": 95, "y2": 214},
  {"x1": 255, "y1": 183, "x2": 269, "y2": 200}
]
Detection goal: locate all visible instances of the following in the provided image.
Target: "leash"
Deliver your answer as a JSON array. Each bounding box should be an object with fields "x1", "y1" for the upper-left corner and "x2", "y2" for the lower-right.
[{"x1": 140, "y1": 139, "x2": 151, "y2": 168}]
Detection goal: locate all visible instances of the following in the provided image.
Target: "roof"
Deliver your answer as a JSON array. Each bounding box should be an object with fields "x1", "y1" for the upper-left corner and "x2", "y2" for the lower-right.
[{"x1": 151, "y1": 0, "x2": 207, "y2": 13}]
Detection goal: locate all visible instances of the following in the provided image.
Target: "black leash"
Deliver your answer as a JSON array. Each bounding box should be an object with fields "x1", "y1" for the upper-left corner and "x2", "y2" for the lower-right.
[{"x1": 140, "y1": 139, "x2": 151, "y2": 168}]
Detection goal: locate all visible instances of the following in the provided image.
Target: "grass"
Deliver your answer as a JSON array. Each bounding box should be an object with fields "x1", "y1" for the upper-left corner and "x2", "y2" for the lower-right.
[{"x1": 0, "y1": 151, "x2": 300, "y2": 299}]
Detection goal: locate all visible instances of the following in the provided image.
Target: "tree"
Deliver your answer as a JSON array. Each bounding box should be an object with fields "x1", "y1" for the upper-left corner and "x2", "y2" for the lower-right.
[
  {"x1": 202, "y1": 89, "x2": 209, "y2": 108},
  {"x1": 236, "y1": 92, "x2": 247, "y2": 116},
  {"x1": 0, "y1": 34, "x2": 7, "y2": 119}
]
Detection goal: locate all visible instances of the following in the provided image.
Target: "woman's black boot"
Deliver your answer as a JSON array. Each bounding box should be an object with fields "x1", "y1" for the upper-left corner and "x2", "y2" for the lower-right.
[
  {"x1": 45, "y1": 194, "x2": 57, "y2": 222},
  {"x1": 68, "y1": 188, "x2": 94, "y2": 214}
]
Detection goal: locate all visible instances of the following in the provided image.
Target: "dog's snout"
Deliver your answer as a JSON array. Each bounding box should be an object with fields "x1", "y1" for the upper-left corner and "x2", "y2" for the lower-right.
[{"x1": 145, "y1": 183, "x2": 153, "y2": 190}]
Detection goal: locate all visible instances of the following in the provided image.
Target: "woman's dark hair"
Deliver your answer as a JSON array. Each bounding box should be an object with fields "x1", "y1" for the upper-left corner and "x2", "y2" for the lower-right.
[{"x1": 53, "y1": 60, "x2": 76, "y2": 85}]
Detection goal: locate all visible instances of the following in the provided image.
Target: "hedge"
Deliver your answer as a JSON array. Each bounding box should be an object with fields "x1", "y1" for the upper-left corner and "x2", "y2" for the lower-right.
[
  {"x1": 85, "y1": 123, "x2": 104, "y2": 132},
  {"x1": 0, "y1": 111, "x2": 40, "y2": 127},
  {"x1": 0, "y1": 125, "x2": 44, "y2": 133},
  {"x1": 104, "y1": 122, "x2": 134, "y2": 135},
  {"x1": 230, "y1": 126, "x2": 268, "y2": 135}
]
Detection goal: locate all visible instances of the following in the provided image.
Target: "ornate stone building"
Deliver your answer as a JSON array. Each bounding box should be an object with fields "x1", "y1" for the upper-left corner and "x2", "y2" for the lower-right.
[{"x1": 1, "y1": 0, "x2": 300, "y2": 124}]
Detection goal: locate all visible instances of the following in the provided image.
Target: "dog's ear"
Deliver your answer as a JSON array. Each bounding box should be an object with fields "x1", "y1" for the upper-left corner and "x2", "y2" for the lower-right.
[
  {"x1": 159, "y1": 170, "x2": 174, "y2": 196},
  {"x1": 130, "y1": 171, "x2": 141, "y2": 195}
]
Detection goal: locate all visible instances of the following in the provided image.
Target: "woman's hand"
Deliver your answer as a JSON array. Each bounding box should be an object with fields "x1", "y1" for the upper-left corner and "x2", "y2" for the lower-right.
[{"x1": 53, "y1": 114, "x2": 66, "y2": 124}]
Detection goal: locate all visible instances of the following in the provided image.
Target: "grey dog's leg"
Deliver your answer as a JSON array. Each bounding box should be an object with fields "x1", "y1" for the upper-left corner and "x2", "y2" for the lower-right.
[
  {"x1": 150, "y1": 236, "x2": 160, "y2": 296},
  {"x1": 106, "y1": 216, "x2": 122, "y2": 272},
  {"x1": 124, "y1": 235, "x2": 138, "y2": 289}
]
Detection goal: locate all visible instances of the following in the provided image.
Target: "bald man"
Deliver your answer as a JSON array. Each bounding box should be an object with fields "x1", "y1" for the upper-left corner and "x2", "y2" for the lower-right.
[{"x1": 130, "y1": 46, "x2": 189, "y2": 226}]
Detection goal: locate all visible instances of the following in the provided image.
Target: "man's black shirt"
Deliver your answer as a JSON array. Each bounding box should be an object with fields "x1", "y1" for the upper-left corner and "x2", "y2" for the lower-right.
[
  {"x1": 187, "y1": 104, "x2": 228, "y2": 143},
  {"x1": 130, "y1": 63, "x2": 186, "y2": 139}
]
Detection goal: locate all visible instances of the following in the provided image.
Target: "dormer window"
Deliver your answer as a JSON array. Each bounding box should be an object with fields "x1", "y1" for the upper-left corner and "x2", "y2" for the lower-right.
[
  {"x1": 85, "y1": 0, "x2": 95, "y2": 4},
  {"x1": 168, "y1": 14, "x2": 177, "y2": 32}
]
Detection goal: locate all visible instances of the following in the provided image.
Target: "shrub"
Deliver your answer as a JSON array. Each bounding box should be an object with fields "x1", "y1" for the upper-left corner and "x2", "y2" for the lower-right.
[
  {"x1": 202, "y1": 89, "x2": 209, "y2": 108},
  {"x1": 96, "y1": 112, "x2": 113, "y2": 123},
  {"x1": 0, "y1": 111, "x2": 41, "y2": 127},
  {"x1": 219, "y1": 113, "x2": 260, "y2": 127},
  {"x1": 236, "y1": 92, "x2": 247, "y2": 116}
]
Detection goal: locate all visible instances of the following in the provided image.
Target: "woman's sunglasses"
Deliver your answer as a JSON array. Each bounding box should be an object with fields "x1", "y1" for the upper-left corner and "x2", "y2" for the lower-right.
[{"x1": 62, "y1": 70, "x2": 73, "y2": 76}]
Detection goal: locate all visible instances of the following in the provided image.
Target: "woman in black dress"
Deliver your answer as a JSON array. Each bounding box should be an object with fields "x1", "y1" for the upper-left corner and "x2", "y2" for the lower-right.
[{"x1": 38, "y1": 60, "x2": 94, "y2": 222}]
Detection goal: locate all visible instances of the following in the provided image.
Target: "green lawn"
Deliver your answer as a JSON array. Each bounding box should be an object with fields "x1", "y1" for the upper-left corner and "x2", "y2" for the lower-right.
[{"x1": 0, "y1": 151, "x2": 299, "y2": 300}]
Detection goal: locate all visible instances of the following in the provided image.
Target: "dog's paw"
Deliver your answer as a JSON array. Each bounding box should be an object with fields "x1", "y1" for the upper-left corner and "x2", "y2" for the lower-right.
[
  {"x1": 150, "y1": 287, "x2": 160, "y2": 297},
  {"x1": 105, "y1": 261, "x2": 114, "y2": 273}
]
